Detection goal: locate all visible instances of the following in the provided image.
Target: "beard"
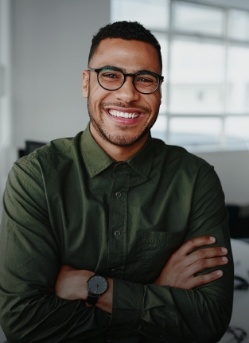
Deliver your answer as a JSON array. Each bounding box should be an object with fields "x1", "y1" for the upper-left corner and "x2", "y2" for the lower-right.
[{"x1": 87, "y1": 100, "x2": 158, "y2": 147}]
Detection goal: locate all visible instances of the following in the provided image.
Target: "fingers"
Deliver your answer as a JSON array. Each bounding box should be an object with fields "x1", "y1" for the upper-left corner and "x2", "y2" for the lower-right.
[
  {"x1": 155, "y1": 236, "x2": 230, "y2": 289},
  {"x1": 182, "y1": 270, "x2": 224, "y2": 289},
  {"x1": 180, "y1": 236, "x2": 217, "y2": 255},
  {"x1": 181, "y1": 239, "x2": 228, "y2": 278},
  {"x1": 177, "y1": 238, "x2": 229, "y2": 289},
  {"x1": 170, "y1": 236, "x2": 228, "y2": 267},
  {"x1": 171, "y1": 252, "x2": 227, "y2": 289},
  {"x1": 191, "y1": 254, "x2": 228, "y2": 276},
  {"x1": 186, "y1": 246, "x2": 228, "y2": 267}
]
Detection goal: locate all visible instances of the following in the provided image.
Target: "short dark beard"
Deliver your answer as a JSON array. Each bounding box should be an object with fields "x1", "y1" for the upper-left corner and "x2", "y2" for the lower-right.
[
  {"x1": 89, "y1": 113, "x2": 152, "y2": 147},
  {"x1": 87, "y1": 95, "x2": 159, "y2": 147}
]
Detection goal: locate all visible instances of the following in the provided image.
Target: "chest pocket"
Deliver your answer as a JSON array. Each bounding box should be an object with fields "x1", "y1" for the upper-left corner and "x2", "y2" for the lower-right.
[{"x1": 134, "y1": 230, "x2": 185, "y2": 283}]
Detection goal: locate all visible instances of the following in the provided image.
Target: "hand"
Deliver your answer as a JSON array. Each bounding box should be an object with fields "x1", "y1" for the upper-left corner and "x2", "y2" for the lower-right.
[
  {"x1": 155, "y1": 236, "x2": 228, "y2": 289},
  {"x1": 55, "y1": 265, "x2": 94, "y2": 300},
  {"x1": 55, "y1": 265, "x2": 113, "y2": 313}
]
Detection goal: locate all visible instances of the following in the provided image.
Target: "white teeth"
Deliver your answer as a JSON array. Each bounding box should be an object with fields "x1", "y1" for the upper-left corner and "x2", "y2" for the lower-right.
[{"x1": 109, "y1": 110, "x2": 139, "y2": 119}]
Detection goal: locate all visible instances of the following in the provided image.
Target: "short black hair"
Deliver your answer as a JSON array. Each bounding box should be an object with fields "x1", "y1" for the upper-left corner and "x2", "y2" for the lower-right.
[{"x1": 88, "y1": 21, "x2": 162, "y2": 70}]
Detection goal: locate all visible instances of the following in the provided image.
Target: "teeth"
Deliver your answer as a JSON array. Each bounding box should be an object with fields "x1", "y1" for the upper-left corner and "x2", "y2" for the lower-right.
[{"x1": 109, "y1": 110, "x2": 139, "y2": 119}]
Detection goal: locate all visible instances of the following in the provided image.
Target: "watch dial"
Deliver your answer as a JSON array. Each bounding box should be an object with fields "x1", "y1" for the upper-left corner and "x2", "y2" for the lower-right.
[{"x1": 88, "y1": 276, "x2": 108, "y2": 295}]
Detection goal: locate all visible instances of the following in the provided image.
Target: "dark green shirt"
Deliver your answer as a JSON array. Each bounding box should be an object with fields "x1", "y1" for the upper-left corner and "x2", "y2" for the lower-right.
[{"x1": 0, "y1": 125, "x2": 233, "y2": 343}]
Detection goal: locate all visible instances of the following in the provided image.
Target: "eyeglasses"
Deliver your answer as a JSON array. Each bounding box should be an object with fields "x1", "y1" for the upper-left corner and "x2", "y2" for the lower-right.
[{"x1": 88, "y1": 66, "x2": 164, "y2": 94}]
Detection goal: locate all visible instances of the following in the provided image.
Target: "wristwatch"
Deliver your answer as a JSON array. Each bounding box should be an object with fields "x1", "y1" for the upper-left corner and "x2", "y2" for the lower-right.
[{"x1": 86, "y1": 274, "x2": 108, "y2": 306}]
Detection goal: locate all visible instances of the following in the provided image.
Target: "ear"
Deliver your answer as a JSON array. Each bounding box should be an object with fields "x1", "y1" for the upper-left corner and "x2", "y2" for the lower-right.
[{"x1": 82, "y1": 70, "x2": 90, "y2": 98}]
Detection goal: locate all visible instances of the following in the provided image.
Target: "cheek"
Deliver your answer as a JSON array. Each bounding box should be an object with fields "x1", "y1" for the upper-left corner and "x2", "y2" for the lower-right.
[
  {"x1": 89, "y1": 85, "x2": 116, "y2": 107},
  {"x1": 154, "y1": 94, "x2": 162, "y2": 111},
  {"x1": 87, "y1": 88, "x2": 109, "y2": 114},
  {"x1": 148, "y1": 94, "x2": 161, "y2": 112}
]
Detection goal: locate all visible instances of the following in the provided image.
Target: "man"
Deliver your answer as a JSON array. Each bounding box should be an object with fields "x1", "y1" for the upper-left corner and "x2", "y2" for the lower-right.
[{"x1": 0, "y1": 21, "x2": 233, "y2": 343}]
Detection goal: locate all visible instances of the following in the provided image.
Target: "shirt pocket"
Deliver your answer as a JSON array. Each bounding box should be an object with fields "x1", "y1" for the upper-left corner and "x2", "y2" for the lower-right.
[{"x1": 135, "y1": 230, "x2": 185, "y2": 283}]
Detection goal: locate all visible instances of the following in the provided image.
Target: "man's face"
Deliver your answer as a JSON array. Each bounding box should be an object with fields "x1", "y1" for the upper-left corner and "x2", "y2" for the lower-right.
[{"x1": 83, "y1": 38, "x2": 162, "y2": 149}]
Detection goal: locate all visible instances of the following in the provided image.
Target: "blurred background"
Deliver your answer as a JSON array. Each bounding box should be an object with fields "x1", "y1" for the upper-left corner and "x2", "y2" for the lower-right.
[
  {"x1": 1, "y1": 0, "x2": 249, "y2": 209},
  {"x1": 1, "y1": 0, "x2": 249, "y2": 214},
  {"x1": 0, "y1": 0, "x2": 249, "y2": 342}
]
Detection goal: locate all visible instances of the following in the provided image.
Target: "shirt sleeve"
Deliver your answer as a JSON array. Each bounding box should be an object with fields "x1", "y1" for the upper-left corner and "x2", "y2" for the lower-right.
[
  {"x1": 111, "y1": 164, "x2": 234, "y2": 343},
  {"x1": 0, "y1": 157, "x2": 110, "y2": 342},
  {"x1": 0, "y1": 154, "x2": 234, "y2": 343}
]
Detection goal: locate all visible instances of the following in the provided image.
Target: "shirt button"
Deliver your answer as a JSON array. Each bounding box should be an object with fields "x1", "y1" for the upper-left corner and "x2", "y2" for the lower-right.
[
  {"x1": 114, "y1": 230, "x2": 121, "y2": 238},
  {"x1": 115, "y1": 191, "x2": 122, "y2": 198}
]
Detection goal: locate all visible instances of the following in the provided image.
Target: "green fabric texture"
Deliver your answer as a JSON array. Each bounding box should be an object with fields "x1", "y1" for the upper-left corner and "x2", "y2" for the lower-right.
[{"x1": 0, "y1": 125, "x2": 233, "y2": 342}]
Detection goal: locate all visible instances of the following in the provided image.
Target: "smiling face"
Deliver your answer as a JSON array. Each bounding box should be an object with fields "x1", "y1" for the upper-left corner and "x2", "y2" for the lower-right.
[{"x1": 82, "y1": 38, "x2": 162, "y2": 158}]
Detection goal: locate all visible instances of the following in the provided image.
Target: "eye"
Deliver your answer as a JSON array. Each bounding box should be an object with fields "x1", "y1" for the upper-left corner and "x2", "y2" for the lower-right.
[
  {"x1": 103, "y1": 72, "x2": 118, "y2": 79},
  {"x1": 136, "y1": 75, "x2": 157, "y2": 84},
  {"x1": 138, "y1": 77, "x2": 153, "y2": 83},
  {"x1": 100, "y1": 70, "x2": 122, "y2": 81}
]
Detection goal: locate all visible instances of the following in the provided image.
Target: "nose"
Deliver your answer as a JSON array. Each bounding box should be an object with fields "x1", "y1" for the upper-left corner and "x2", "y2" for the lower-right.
[{"x1": 114, "y1": 75, "x2": 140, "y2": 102}]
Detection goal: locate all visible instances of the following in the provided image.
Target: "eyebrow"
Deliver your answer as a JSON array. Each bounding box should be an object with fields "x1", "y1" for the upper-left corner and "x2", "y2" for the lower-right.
[{"x1": 90, "y1": 65, "x2": 160, "y2": 75}]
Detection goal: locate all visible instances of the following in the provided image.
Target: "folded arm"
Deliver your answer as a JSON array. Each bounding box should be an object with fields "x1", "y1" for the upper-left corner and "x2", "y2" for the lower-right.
[
  {"x1": 55, "y1": 234, "x2": 232, "y2": 342},
  {"x1": 0, "y1": 158, "x2": 234, "y2": 343}
]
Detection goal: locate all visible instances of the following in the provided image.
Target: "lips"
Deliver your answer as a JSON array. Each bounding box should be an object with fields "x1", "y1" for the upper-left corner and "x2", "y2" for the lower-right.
[{"x1": 109, "y1": 109, "x2": 140, "y2": 119}]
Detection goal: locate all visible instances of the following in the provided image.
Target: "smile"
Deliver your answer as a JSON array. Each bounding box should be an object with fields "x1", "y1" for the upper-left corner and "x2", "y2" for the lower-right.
[{"x1": 109, "y1": 110, "x2": 140, "y2": 119}]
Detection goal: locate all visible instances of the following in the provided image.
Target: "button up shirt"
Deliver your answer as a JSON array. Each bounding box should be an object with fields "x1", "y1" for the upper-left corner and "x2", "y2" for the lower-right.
[{"x1": 0, "y1": 125, "x2": 234, "y2": 343}]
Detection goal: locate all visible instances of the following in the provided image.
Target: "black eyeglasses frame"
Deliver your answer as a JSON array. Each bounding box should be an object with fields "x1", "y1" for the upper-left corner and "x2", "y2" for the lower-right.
[{"x1": 88, "y1": 66, "x2": 164, "y2": 94}]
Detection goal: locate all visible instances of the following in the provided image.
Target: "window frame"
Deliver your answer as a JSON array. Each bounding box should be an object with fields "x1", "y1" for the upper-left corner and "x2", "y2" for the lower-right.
[{"x1": 111, "y1": 0, "x2": 249, "y2": 152}]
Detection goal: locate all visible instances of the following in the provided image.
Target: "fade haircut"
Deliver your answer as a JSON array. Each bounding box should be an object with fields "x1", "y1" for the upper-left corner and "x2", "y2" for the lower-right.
[{"x1": 88, "y1": 21, "x2": 162, "y2": 71}]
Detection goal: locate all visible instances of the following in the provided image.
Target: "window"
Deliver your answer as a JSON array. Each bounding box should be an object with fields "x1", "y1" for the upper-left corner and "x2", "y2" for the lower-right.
[
  {"x1": 172, "y1": 1, "x2": 224, "y2": 36},
  {"x1": 111, "y1": 0, "x2": 249, "y2": 151},
  {"x1": 227, "y1": 45, "x2": 249, "y2": 114},
  {"x1": 169, "y1": 37, "x2": 224, "y2": 114},
  {"x1": 228, "y1": 9, "x2": 249, "y2": 41},
  {"x1": 111, "y1": 0, "x2": 169, "y2": 31}
]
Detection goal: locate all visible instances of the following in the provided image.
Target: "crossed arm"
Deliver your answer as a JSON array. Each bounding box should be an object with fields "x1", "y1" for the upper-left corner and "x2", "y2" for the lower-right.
[
  {"x1": 55, "y1": 235, "x2": 229, "y2": 314},
  {"x1": 0, "y1": 159, "x2": 234, "y2": 342}
]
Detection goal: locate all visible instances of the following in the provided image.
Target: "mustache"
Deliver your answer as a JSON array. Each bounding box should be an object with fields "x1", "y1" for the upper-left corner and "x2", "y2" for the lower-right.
[{"x1": 102, "y1": 101, "x2": 150, "y2": 114}]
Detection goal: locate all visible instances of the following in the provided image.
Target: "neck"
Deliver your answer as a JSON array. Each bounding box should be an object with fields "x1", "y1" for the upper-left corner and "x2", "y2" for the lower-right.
[{"x1": 89, "y1": 124, "x2": 149, "y2": 161}]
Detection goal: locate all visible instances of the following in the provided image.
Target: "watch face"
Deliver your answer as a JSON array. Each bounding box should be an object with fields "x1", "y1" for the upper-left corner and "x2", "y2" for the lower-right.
[{"x1": 88, "y1": 275, "x2": 108, "y2": 295}]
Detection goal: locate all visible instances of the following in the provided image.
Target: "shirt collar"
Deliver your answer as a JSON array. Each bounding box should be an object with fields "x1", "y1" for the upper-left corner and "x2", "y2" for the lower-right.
[{"x1": 81, "y1": 124, "x2": 154, "y2": 179}]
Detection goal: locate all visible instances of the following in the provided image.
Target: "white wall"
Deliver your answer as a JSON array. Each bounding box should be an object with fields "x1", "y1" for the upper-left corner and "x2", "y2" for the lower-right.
[
  {"x1": 12, "y1": 0, "x2": 110, "y2": 150},
  {"x1": 195, "y1": 150, "x2": 249, "y2": 206},
  {"x1": 0, "y1": 0, "x2": 13, "y2": 218}
]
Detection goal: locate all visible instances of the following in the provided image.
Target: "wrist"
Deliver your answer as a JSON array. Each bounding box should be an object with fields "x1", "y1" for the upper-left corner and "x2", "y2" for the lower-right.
[
  {"x1": 96, "y1": 277, "x2": 113, "y2": 313},
  {"x1": 86, "y1": 274, "x2": 109, "y2": 307}
]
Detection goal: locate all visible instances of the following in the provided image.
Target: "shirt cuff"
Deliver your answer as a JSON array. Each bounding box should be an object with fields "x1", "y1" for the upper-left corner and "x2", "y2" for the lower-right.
[{"x1": 111, "y1": 278, "x2": 144, "y2": 324}]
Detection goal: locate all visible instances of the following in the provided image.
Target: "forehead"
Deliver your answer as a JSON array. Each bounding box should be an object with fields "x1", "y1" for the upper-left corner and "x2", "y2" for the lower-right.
[{"x1": 90, "y1": 38, "x2": 161, "y2": 73}]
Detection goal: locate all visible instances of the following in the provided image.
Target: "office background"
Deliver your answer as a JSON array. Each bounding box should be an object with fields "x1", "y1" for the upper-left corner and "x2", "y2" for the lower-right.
[
  {"x1": 1, "y1": 0, "x2": 249, "y2": 214},
  {"x1": 0, "y1": 0, "x2": 249, "y2": 342}
]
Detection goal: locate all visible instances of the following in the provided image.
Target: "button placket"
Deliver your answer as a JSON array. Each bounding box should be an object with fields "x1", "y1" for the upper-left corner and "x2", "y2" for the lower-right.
[{"x1": 107, "y1": 162, "x2": 130, "y2": 275}]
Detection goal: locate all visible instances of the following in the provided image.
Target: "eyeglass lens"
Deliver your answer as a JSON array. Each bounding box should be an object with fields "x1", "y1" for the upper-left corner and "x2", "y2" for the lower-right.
[{"x1": 97, "y1": 69, "x2": 159, "y2": 94}]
